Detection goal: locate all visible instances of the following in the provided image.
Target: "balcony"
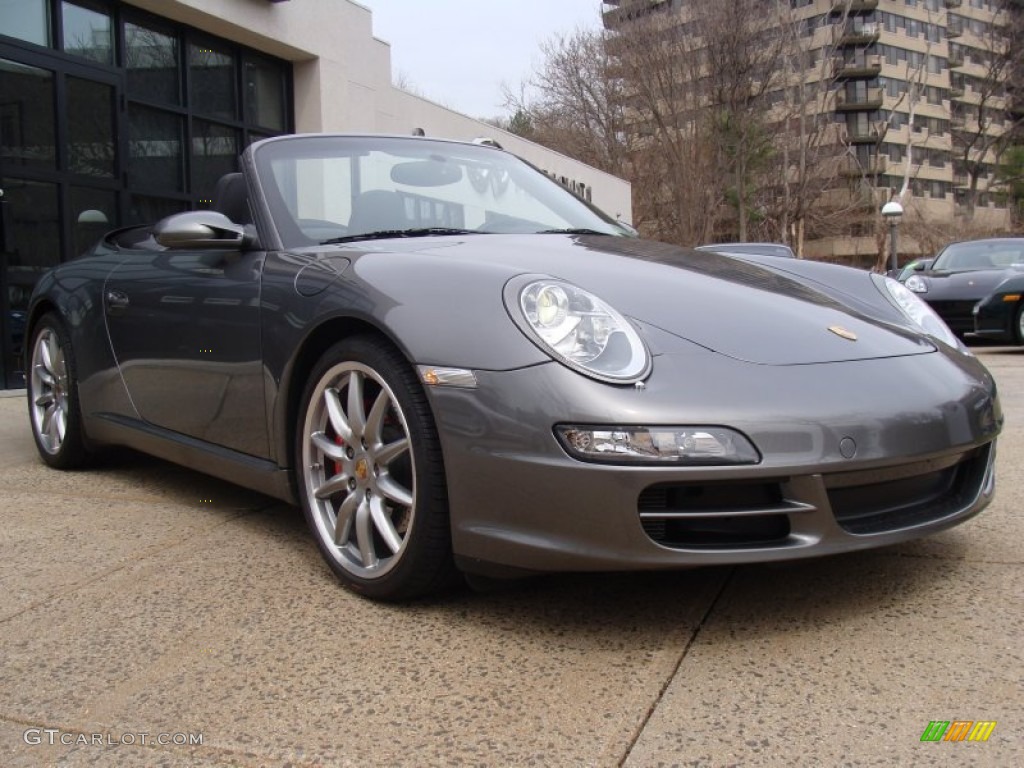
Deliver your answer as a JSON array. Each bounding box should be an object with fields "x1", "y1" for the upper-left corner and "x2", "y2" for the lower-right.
[
  {"x1": 832, "y1": 54, "x2": 883, "y2": 78},
  {"x1": 602, "y1": 2, "x2": 629, "y2": 28},
  {"x1": 950, "y1": 78, "x2": 966, "y2": 98},
  {"x1": 843, "y1": 126, "x2": 883, "y2": 144},
  {"x1": 952, "y1": 170, "x2": 969, "y2": 187},
  {"x1": 946, "y1": 18, "x2": 964, "y2": 38},
  {"x1": 835, "y1": 87, "x2": 884, "y2": 111},
  {"x1": 841, "y1": 155, "x2": 888, "y2": 177},
  {"x1": 602, "y1": 0, "x2": 658, "y2": 28},
  {"x1": 830, "y1": 0, "x2": 878, "y2": 11},
  {"x1": 944, "y1": 0, "x2": 962, "y2": 8},
  {"x1": 832, "y1": 22, "x2": 880, "y2": 46},
  {"x1": 948, "y1": 49, "x2": 965, "y2": 68}
]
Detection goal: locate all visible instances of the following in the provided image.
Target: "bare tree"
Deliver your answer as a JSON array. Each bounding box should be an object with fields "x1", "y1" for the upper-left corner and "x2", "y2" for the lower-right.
[
  {"x1": 993, "y1": 144, "x2": 1024, "y2": 226},
  {"x1": 611, "y1": 11, "x2": 724, "y2": 243},
  {"x1": 950, "y1": 0, "x2": 1024, "y2": 217},
  {"x1": 507, "y1": 13, "x2": 722, "y2": 244},
  {"x1": 503, "y1": 29, "x2": 631, "y2": 177},
  {"x1": 513, "y1": 0, "x2": 1021, "y2": 260},
  {"x1": 603, "y1": 1, "x2": 795, "y2": 244},
  {"x1": 764, "y1": 4, "x2": 851, "y2": 257},
  {"x1": 696, "y1": 0, "x2": 792, "y2": 241}
]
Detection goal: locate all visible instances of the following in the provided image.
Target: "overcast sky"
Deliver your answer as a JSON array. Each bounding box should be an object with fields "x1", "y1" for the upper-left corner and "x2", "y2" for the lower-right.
[{"x1": 357, "y1": 0, "x2": 603, "y2": 119}]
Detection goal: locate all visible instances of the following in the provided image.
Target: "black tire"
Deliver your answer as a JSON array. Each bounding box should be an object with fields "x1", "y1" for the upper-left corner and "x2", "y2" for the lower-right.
[
  {"x1": 26, "y1": 312, "x2": 91, "y2": 469},
  {"x1": 295, "y1": 335, "x2": 455, "y2": 600},
  {"x1": 1013, "y1": 302, "x2": 1024, "y2": 346}
]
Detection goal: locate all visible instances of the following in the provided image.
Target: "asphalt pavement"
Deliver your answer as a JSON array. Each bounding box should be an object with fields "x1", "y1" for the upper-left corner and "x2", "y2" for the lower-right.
[{"x1": 1, "y1": 347, "x2": 1021, "y2": 767}]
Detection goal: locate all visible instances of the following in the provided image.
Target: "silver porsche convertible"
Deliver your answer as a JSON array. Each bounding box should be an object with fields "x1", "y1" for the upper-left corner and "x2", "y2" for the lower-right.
[{"x1": 26, "y1": 134, "x2": 1001, "y2": 600}]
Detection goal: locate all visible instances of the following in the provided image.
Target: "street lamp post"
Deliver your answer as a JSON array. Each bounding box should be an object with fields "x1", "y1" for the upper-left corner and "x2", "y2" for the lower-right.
[{"x1": 881, "y1": 200, "x2": 903, "y2": 273}]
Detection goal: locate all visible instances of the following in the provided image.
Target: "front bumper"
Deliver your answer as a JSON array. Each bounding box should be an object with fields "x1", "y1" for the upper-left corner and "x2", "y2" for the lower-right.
[
  {"x1": 426, "y1": 344, "x2": 1000, "y2": 574},
  {"x1": 970, "y1": 298, "x2": 1016, "y2": 343},
  {"x1": 925, "y1": 298, "x2": 980, "y2": 337}
]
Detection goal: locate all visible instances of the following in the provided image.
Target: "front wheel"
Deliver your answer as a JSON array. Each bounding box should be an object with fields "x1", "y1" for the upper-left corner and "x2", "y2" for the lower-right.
[
  {"x1": 296, "y1": 336, "x2": 455, "y2": 600},
  {"x1": 1013, "y1": 302, "x2": 1024, "y2": 346}
]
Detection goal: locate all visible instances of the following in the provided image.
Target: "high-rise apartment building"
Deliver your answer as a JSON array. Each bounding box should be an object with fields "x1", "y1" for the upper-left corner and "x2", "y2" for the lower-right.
[{"x1": 604, "y1": 0, "x2": 1021, "y2": 264}]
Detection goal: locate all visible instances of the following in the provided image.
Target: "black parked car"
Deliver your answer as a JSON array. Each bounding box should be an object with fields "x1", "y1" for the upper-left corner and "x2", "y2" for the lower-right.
[
  {"x1": 891, "y1": 258, "x2": 934, "y2": 283},
  {"x1": 972, "y1": 270, "x2": 1024, "y2": 344},
  {"x1": 904, "y1": 238, "x2": 1024, "y2": 337}
]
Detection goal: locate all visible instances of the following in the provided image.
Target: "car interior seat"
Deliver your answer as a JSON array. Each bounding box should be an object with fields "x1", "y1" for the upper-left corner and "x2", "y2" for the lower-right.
[
  {"x1": 212, "y1": 173, "x2": 252, "y2": 225},
  {"x1": 348, "y1": 190, "x2": 406, "y2": 234}
]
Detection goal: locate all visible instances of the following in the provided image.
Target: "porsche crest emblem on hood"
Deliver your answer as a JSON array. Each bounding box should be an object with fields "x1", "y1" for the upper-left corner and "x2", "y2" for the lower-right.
[{"x1": 828, "y1": 325, "x2": 858, "y2": 341}]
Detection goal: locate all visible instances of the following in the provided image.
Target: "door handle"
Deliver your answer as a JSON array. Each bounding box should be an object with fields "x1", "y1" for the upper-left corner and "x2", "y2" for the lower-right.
[{"x1": 105, "y1": 289, "x2": 129, "y2": 315}]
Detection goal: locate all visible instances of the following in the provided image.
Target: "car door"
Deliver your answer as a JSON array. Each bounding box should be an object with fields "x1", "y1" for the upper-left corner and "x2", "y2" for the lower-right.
[{"x1": 103, "y1": 245, "x2": 269, "y2": 458}]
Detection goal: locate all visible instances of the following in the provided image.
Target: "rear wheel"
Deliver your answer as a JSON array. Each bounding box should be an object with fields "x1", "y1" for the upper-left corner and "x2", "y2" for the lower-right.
[
  {"x1": 27, "y1": 313, "x2": 90, "y2": 469},
  {"x1": 296, "y1": 336, "x2": 455, "y2": 600}
]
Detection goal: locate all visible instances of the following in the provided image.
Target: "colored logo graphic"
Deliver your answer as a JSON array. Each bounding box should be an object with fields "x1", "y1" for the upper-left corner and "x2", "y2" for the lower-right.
[{"x1": 920, "y1": 721, "x2": 996, "y2": 742}]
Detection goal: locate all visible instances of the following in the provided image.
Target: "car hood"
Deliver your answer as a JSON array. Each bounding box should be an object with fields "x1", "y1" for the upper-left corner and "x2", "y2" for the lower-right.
[
  {"x1": 917, "y1": 267, "x2": 1023, "y2": 301},
  {"x1": 334, "y1": 234, "x2": 933, "y2": 366}
]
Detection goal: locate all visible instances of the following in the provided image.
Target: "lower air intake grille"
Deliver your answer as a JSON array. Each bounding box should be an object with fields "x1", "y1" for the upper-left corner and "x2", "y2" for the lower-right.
[
  {"x1": 638, "y1": 480, "x2": 792, "y2": 549},
  {"x1": 826, "y1": 446, "x2": 990, "y2": 535}
]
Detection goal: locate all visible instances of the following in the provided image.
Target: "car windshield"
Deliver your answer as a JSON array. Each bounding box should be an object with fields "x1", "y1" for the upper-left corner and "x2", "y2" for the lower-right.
[
  {"x1": 931, "y1": 240, "x2": 1024, "y2": 271},
  {"x1": 249, "y1": 135, "x2": 629, "y2": 248},
  {"x1": 897, "y1": 259, "x2": 931, "y2": 281}
]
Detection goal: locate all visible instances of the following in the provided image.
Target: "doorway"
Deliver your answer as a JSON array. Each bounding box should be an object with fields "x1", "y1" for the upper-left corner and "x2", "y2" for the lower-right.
[{"x1": 0, "y1": 48, "x2": 122, "y2": 388}]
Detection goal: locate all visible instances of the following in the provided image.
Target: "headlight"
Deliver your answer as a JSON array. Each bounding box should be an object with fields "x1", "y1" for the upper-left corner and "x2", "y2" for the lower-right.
[
  {"x1": 877, "y1": 275, "x2": 959, "y2": 348},
  {"x1": 507, "y1": 278, "x2": 651, "y2": 383},
  {"x1": 556, "y1": 425, "x2": 760, "y2": 464},
  {"x1": 904, "y1": 274, "x2": 927, "y2": 293}
]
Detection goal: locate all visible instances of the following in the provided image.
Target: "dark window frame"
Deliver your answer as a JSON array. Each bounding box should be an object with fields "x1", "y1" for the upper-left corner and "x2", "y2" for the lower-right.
[{"x1": 2, "y1": 0, "x2": 293, "y2": 236}]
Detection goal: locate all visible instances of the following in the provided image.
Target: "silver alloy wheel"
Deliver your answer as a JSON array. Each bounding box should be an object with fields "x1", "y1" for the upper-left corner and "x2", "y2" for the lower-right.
[
  {"x1": 301, "y1": 361, "x2": 416, "y2": 579},
  {"x1": 30, "y1": 327, "x2": 69, "y2": 455}
]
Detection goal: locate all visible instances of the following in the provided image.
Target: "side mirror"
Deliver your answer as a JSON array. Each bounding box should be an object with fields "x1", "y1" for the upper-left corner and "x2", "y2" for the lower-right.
[{"x1": 154, "y1": 211, "x2": 248, "y2": 249}]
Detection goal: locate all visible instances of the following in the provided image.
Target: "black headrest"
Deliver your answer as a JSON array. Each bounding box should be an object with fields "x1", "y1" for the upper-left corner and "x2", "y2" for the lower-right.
[
  {"x1": 212, "y1": 173, "x2": 252, "y2": 225},
  {"x1": 348, "y1": 189, "x2": 406, "y2": 234}
]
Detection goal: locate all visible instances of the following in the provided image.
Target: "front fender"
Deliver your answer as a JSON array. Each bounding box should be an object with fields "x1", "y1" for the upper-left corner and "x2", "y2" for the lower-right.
[{"x1": 259, "y1": 247, "x2": 552, "y2": 467}]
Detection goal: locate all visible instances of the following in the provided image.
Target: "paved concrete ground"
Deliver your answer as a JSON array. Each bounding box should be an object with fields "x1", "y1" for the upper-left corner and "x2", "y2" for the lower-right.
[{"x1": 1, "y1": 348, "x2": 1021, "y2": 767}]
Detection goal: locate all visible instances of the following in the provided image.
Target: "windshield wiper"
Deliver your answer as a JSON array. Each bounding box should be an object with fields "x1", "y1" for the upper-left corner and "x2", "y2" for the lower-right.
[
  {"x1": 536, "y1": 228, "x2": 614, "y2": 236},
  {"x1": 321, "y1": 227, "x2": 481, "y2": 245}
]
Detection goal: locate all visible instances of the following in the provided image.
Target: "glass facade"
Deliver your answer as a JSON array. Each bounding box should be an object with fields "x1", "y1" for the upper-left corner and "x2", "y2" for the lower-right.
[
  {"x1": 0, "y1": 59, "x2": 56, "y2": 169},
  {"x1": 0, "y1": 0, "x2": 292, "y2": 387},
  {"x1": 62, "y1": 1, "x2": 113, "y2": 64},
  {"x1": 1, "y1": 0, "x2": 51, "y2": 47},
  {"x1": 125, "y1": 20, "x2": 180, "y2": 104}
]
